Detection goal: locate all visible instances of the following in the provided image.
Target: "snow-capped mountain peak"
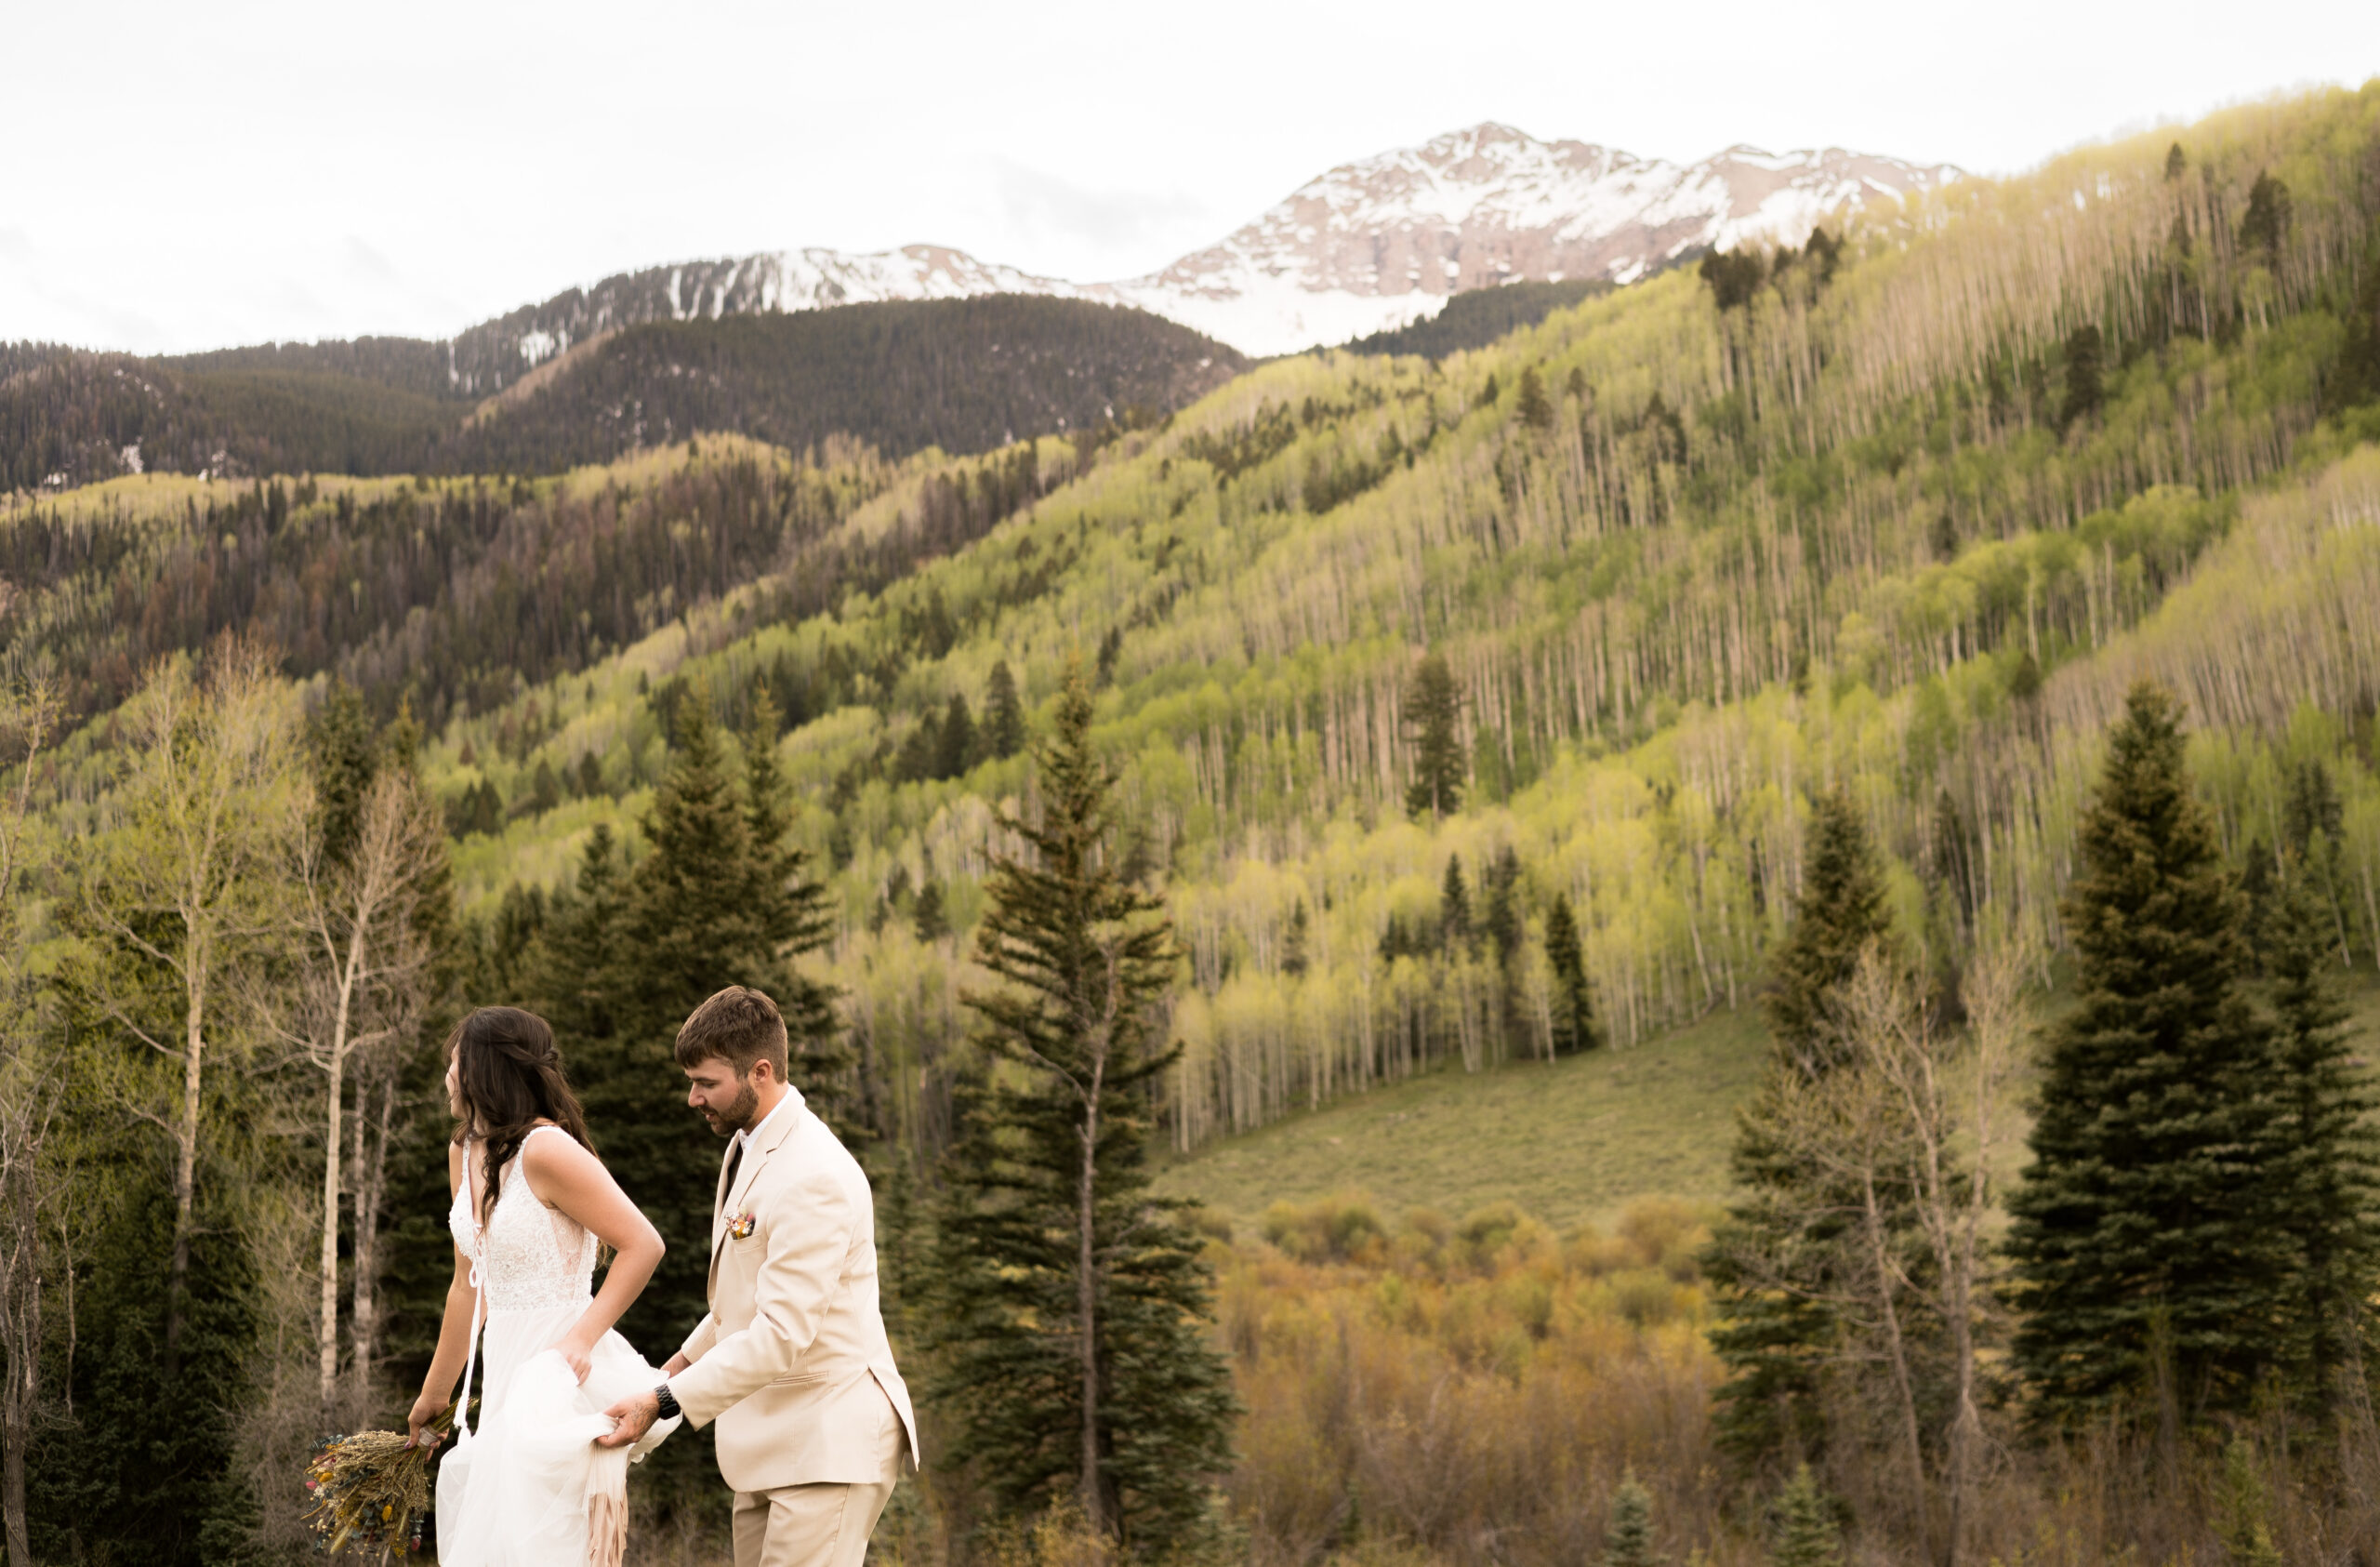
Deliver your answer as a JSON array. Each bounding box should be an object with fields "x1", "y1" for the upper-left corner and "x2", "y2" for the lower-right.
[{"x1": 448, "y1": 124, "x2": 1956, "y2": 387}]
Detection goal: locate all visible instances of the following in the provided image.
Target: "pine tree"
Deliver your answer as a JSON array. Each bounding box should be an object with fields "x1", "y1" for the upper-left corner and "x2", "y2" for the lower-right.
[
  {"x1": 2240, "y1": 171, "x2": 2292, "y2": 263},
  {"x1": 2220, "y1": 1440, "x2": 2286, "y2": 1567},
  {"x1": 1770, "y1": 1465, "x2": 1842, "y2": 1567},
  {"x1": 2327, "y1": 262, "x2": 2380, "y2": 413},
  {"x1": 2164, "y1": 141, "x2": 2187, "y2": 181},
  {"x1": 1482, "y1": 844, "x2": 1523, "y2": 970},
  {"x1": 739, "y1": 685, "x2": 840, "y2": 1082},
  {"x1": 1441, "y1": 857, "x2": 1474, "y2": 951},
  {"x1": 2005, "y1": 683, "x2": 2287, "y2": 1423},
  {"x1": 1600, "y1": 1469, "x2": 1662, "y2": 1567},
  {"x1": 928, "y1": 665, "x2": 1236, "y2": 1547},
  {"x1": 534, "y1": 693, "x2": 840, "y2": 1366},
  {"x1": 575, "y1": 749, "x2": 604, "y2": 799},
  {"x1": 1706, "y1": 789, "x2": 1893, "y2": 1466},
  {"x1": 938, "y1": 693, "x2": 977, "y2": 779},
  {"x1": 2263, "y1": 854, "x2": 2380, "y2": 1407},
  {"x1": 1281, "y1": 900, "x2": 1310, "y2": 978},
  {"x1": 1542, "y1": 892, "x2": 1596, "y2": 1055},
  {"x1": 2058, "y1": 324, "x2": 2105, "y2": 432},
  {"x1": 1516, "y1": 366, "x2": 1554, "y2": 431},
  {"x1": 984, "y1": 659, "x2": 1028, "y2": 760},
  {"x1": 912, "y1": 880, "x2": 949, "y2": 944},
  {"x1": 1403, "y1": 652, "x2": 1464, "y2": 821},
  {"x1": 306, "y1": 677, "x2": 377, "y2": 864},
  {"x1": 1763, "y1": 790, "x2": 1891, "y2": 1067}
]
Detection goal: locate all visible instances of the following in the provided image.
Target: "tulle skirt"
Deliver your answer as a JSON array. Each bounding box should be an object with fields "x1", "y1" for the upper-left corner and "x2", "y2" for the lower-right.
[{"x1": 436, "y1": 1304, "x2": 681, "y2": 1567}]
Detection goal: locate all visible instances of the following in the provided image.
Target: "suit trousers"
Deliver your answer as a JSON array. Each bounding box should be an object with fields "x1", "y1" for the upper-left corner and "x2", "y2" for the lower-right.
[{"x1": 730, "y1": 1384, "x2": 907, "y2": 1567}]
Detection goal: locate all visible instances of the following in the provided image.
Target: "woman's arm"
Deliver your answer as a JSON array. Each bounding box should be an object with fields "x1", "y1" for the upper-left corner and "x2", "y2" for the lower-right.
[
  {"x1": 408, "y1": 1143, "x2": 476, "y2": 1449},
  {"x1": 523, "y1": 1130, "x2": 665, "y2": 1383}
]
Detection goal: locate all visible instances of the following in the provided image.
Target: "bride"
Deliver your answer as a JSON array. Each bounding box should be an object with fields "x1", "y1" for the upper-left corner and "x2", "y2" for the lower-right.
[{"x1": 407, "y1": 1006, "x2": 681, "y2": 1566}]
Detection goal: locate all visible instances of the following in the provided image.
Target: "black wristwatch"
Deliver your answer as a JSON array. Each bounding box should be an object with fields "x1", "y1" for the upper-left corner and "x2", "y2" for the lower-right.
[{"x1": 653, "y1": 1382, "x2": 681, "y2": 1421}]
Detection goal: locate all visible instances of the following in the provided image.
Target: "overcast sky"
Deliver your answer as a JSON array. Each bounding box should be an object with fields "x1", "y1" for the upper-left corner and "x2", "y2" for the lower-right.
[{"x1": 4, "y1": 0, "x2": 2371, "y2": 355}]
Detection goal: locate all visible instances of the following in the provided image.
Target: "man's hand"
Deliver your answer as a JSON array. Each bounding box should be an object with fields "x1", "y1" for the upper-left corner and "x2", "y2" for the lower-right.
[{"x1": 598, "y1": 1389, "x2": 660, "y2": 1449}]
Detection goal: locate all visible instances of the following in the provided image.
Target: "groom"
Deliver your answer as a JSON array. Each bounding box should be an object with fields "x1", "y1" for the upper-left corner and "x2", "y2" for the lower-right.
[{"x1": 600, "y1": 986, "x2": 917, "y2": 1567}]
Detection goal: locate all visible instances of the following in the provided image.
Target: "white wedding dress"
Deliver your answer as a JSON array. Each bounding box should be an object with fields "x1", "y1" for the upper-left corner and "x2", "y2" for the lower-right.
[{"x1": 438, "y1": 1125, "x2": 680, "y2": 1567}]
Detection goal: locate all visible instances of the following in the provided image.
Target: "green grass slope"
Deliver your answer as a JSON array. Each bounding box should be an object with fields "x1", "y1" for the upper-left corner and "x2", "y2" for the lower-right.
[
  {"x1": 1157, "y1": 971, "x2": 2380, "y2": 1236},
  {"x1": 1154, "y1": 1004, "x2": 1765, "y2": 1231}
]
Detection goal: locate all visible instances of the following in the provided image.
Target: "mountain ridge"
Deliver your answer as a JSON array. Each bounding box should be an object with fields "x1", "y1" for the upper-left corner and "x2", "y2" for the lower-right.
[{"x1": 423, "y1": 122, "x2": 1960, "y2": 378}]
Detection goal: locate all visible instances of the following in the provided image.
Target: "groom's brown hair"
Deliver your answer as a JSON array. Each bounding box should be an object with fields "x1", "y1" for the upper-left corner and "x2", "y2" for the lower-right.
[{"x1": 674, "y1": 985, "x2": 790, "y2": 1080}]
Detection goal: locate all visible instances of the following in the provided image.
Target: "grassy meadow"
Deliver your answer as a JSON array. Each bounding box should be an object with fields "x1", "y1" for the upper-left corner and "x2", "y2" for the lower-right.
[{"x1": 1156, "y1": 1004, "x2": 1765, "y2": 1232}]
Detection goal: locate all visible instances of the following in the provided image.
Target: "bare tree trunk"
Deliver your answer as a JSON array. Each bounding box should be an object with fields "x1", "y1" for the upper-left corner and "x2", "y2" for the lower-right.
[
  {"x1": 1859, "y1": 1165, "x2": 1930, "y2": 1538},
  {"x1": 319, "y1": 1035, "x2": 344, "y2": 1407},
  {"x1": 349, "y1": 1073, "x2": 397, "y2": 1404},
  {"x1": 2, "y1": 1141, "x2": 38, "y2": 1567},
  {"x1": 319, "y1": 940, "x2": 362, "y2": 1409},
  {"x1": 168, "y1": 953, "x2": 208, "y2": 1371},
  {"x1": 1077, "y1": 1059, "x2": 1105, "y2": 1534}
]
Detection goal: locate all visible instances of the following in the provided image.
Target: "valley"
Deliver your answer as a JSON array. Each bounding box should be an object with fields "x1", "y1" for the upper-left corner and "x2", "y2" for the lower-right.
[{"x1": 4, "y1": 77, "x2": 2380, "y2": 1567}]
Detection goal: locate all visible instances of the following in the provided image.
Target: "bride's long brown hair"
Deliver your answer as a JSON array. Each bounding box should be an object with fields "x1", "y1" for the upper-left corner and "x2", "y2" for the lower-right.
[{"x1": 446, "y1": 1006, "x2": 594, "y2": 1223}]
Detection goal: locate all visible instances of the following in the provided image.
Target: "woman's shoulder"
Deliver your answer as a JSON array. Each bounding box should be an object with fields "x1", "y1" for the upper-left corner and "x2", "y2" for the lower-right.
[{"x1": 519, "y1": 1122, "x2": 590, "y2": 1168}]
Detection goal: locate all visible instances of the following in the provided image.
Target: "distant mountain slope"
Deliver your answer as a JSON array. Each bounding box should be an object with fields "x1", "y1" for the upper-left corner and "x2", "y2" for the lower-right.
[
  {"x1": 1342, "y1": 279, "x2": 1609, "y2": 359},
  {"x1": 429, "y1": 124, "x2": 1953, "y2": 370},
  {"x1": 0, "y1": 297, "x2": 1242, "y2": 488},
  {"x1": 450, "y1": 296, "x2": 1245, "y2": 473}
]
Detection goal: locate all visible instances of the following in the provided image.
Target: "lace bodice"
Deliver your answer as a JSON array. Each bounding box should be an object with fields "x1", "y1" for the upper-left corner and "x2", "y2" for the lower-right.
[{"x1": 448, "y1": 1126, "x2": 598, "y2": 1313}]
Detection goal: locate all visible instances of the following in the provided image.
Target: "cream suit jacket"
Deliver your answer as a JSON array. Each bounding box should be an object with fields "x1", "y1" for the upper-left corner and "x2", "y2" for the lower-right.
[{"x1": 671, "y1": 1086, "x2": 919, "y2": 1493}]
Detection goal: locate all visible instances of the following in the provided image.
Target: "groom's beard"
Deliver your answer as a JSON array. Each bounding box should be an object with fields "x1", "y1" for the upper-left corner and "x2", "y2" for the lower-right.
[{"x1": 701, "y1": 1077, "x2": 762, "y2": 1136}]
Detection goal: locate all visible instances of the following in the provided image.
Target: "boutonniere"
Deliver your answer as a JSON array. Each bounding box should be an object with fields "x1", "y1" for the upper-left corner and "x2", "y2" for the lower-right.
[{"x1": 727, "y1": 1211, "x2": 758, "y2": 1241}]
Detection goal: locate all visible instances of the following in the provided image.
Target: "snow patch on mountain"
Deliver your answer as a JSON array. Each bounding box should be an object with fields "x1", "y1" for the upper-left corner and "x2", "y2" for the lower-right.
[{"x1": 456, "y1": 123, "x2": 1955, "y2": 383}]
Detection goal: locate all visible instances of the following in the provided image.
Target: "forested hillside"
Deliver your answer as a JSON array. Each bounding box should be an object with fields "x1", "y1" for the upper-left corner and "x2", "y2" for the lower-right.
[
  {"x1": 390, "y1": 86, "x2": 2380, "y2": 1152},
  {"x1": 7, "y1": 80, "x2": 2380, "y2": 1567},
  {"x1": 1341, "y1": 277, "x2": 1609, "y2": 358},
  {"x1": 0, "y1": 296, "x2": 1242, "y2": 490}
]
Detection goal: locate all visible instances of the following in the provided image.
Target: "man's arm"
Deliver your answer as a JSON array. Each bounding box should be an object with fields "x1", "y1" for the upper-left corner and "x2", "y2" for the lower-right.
[
  {"x1": 678, "y1": 1313, "x2": 718, "y2": 1366},
  {"x1": 666, "y1": 1169, "x2": 853, "y2": 1428}
]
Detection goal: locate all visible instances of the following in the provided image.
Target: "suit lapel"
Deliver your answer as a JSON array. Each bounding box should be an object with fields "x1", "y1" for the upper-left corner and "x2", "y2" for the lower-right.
[{"x1": 707, "y1": 1088, "x2": 805, "y2": 1292}]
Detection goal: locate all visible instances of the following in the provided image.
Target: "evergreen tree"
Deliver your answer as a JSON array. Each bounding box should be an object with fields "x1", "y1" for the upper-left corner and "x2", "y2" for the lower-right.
[
  {"x1": 575, "y1": 750, "x2": 604, "y2": 798},
  {"x1": 2059, "y1": 324, "x2": 2105, "y2": 432},
  {"x1": 529, "y1": 757, "x2": 561, "y2": 814},
  {"x1": 927, "y1": 666, "x2": 1236, "y2": 1547},
  {"x1": 1542, "y1": 892, "x2": 1596, "y2": 1055},
  {"x1": 1770, "y1": 1466, "x2": 1842, "y2": 1567},
  {"x1": 1516, "y1": 366, "x2": 1554, "y2": 431},
  {"x1": 1441, "y1": 857, "x2": 1474, "y2": 951},
  {"x1": 2327, "y1": 261, "x2": 2380, "y2": 413},
  {"x1": 2240, "y1": 171, "x2": 2292, "y2": 263},
  {"x1": 2263, "y1": 854, "x2": 2380, "y2": 1407},
  {"x1": 533, "y1": 692, "x2": 839, "y2": 1367},
  {"x1": 912, "y1": 879, "x2": 949, "y2": 944},
  {"x1": 1482, "y1": 844, "x2": 1523, "y2": 971},
  {"x1": 2220, "y1": 1440, "x2": 2285, "y2": 1567},
  {"x1": 1599, "y1": 1469, "x2": 1662, "y2": 1567},
  {"x1": 935, "y1": 693, "x2": 977, "y2": 780},
  {"x1": 739, "y1": 686, "x2": 840, "y2": 1079},
  {"x1": 1763, "y1": 790, "x2": 1891, "y2": 1066},
  {"x1": 984, "y1": 659, "x2": 1028, "y2": 760},
  {"x1": 2164, "y1": 141, "x2": 2187, "y2": 181},
  {"x1": 895, "y1": 710, "x2": 943, "y2": 784},
  {"x1": 1403, "y1": 652, "x2": 1464, "y2": 821},
  {"x1": 1706, "y1": 789, "x2": 1892, "y2": 1466},
  {"x1": 2005, "y1": 683, "x2": 2286, "y2": 1423},
  {"x1": 306, "y1": 677, "x2": 377, "y2": 863},
  {"x1": 1281, "y1": 900, "x2": 1310, "y2": 979}
]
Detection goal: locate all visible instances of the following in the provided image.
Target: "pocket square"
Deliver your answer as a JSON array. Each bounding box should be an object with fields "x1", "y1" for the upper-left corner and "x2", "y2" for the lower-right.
[{"x1": 727, "y1": 1211, "x2": 758, "y2": 1241}]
